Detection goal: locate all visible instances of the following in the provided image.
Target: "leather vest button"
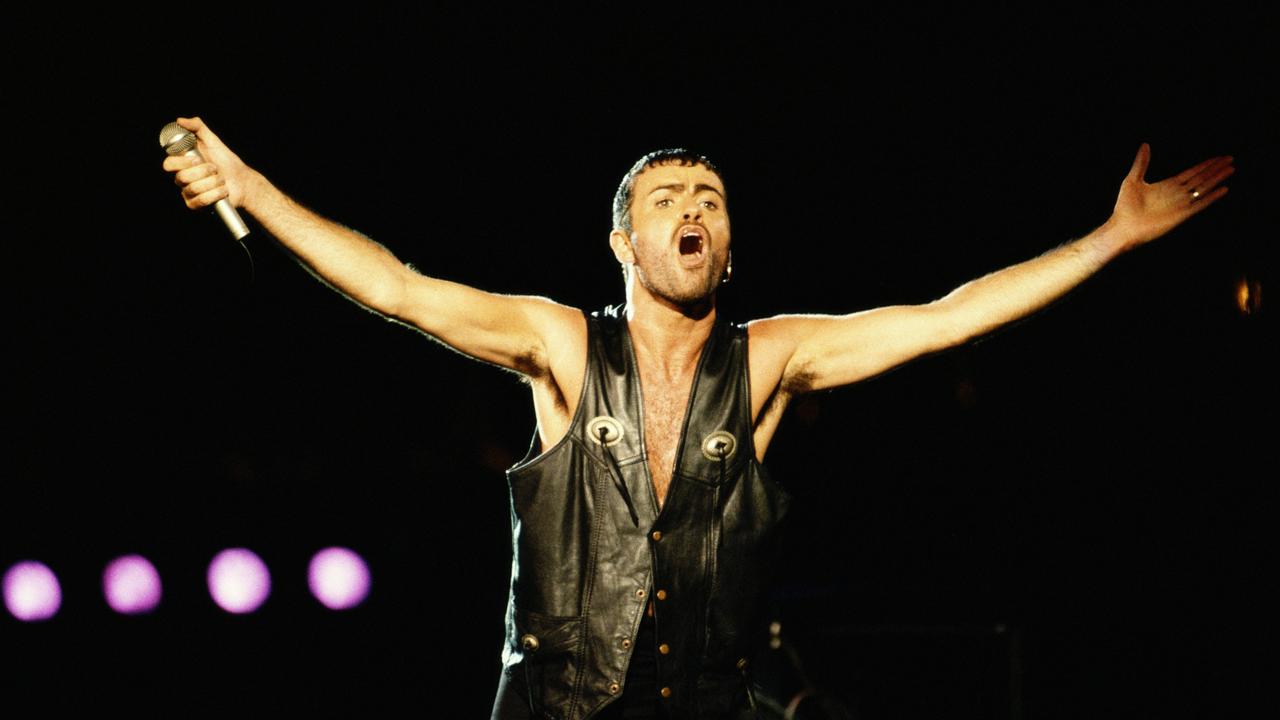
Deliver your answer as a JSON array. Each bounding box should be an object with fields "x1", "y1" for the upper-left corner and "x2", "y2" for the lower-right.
[
  {"x1": 608, "y1": 682, "x2": 620, "y2": 694},
  {"x1": 520, "y1": 634, "x2": 539, "y2": 652},
  {"x1": 621, "y1": 638, "x2": 631, "y2": 649},
  {"x1": 651, "y1": 530, "x2": 663, "y2": 542},
  {"x1": 736, "y1": 657, "x2": 749, "y2": 670},
  {"x1": 658, "y1": 643, "x2": 670, "y2": 655},
  {"x1": 701, "y1": 430, "x2": 737, "y2": 460},
  {"x1": 587, "y1": 416, "x2": 624, "y2": 446},
  {"x1": 655, "y1": 589, "x2": 667, "y2": 601},
  {"x1": 635, "y1": 588, "x2": 646, "y2": 599},
  {"x1": 659, "y1": 687, "x2": 672, "y2": 698}
]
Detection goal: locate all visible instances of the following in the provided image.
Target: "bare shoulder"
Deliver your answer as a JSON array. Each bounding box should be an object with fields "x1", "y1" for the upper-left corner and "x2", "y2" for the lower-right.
[
  {"x1": 520, "y1": 297, "x2": 588, "y2": 415},
  {"x1": 747, "y1": 314, "x2": 831, "y2": 459},
  {"x1": 523, "y1": 297, "x2": 588, "y2": 376},
  {"x1": 517, "y1": 299, "x2": 589, "y2": 453},
  {"x1": 744, "y1": 315, "x2": 813, "y2": 425},
  {"x1": 746, "y1": 314, "x2": 823, "y2": 388}
]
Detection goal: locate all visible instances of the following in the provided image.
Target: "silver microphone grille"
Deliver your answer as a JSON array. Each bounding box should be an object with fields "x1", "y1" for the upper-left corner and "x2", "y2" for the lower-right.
[{"x1": 159, "y1": 122, "x2": 197, "y2": 155}]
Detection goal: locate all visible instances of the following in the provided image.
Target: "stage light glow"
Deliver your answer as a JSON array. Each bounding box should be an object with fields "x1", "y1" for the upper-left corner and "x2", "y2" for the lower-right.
[
  {"x1": 1236, "y1": 276, "x2": 1262, "y2": 315},
  {"x1": 308, "y1": 547, "x2": 371, "y2": 610},
  {"x1": 103, "y1": 554, "x2": 163, "y2": 615},
  {"x1": 207, "y1": 548, "x2": 271, "y2": 614},
  {"x1": 3, "y1": 561, "x2": 62, "y2": 622}
]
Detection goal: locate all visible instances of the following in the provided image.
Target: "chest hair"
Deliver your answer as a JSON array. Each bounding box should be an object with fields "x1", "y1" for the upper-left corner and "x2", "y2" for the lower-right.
[{"x1": 636, "y1": 365, "x2": 696, "y2": 510}]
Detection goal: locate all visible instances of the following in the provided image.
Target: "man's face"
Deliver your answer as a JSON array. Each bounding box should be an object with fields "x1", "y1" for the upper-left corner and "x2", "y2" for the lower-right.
[{"x1": 615, "y1": 161, "x2": 730, "y2": 308}]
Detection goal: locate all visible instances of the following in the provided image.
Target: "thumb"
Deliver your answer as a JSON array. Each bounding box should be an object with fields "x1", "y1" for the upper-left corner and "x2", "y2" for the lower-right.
[
  {"x1": 176, "y1": 116, "x2": 203, "y2": 132},
  {"x1": 176, "y1": 115, "x2": 221, "y2": 146},
  {"x1": 1127, "y1": 142, "x2": 1151, "y2": 182}
]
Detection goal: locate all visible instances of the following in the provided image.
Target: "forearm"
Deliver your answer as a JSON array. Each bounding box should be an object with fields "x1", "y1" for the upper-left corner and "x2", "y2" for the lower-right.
[
  {"x1": 936, "y1": 219, "x2": 1134, "y2": 344},
  {"x1": 774, "y1": 145, "x2": 1232, "y2": 393},
  {"x1": 241, "y1": 171, "x2": 408, "y2": 314}
]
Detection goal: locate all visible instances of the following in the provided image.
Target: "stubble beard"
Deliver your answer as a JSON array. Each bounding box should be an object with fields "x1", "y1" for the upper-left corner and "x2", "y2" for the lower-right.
[{"x1": 635, "y1": 251, "x2": 726, "y2": 309}]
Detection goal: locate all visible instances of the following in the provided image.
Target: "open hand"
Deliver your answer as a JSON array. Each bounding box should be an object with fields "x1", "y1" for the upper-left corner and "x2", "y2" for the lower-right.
[{"x1": 1109, "y1": 143, "x2": 1233, "y2": 251}]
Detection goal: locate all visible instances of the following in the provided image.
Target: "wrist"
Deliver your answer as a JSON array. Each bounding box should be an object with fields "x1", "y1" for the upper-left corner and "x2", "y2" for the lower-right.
[
  {"x1": 1088, "y1": 217, "x2": 1137, "y2": 264},
  {"x1": 239, "y1": 169, "x2": 271, "y2": 217}
]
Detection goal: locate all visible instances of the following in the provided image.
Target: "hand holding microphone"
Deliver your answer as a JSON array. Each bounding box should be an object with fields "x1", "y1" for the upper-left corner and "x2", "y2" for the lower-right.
[{"x1": 160, "y1": 117, "x2": 250, "y2": 241}]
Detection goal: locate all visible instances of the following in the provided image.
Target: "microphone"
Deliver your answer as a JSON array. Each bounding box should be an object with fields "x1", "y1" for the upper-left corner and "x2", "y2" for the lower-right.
[{"x1": 159, "y1": 121, "x2": 250, "y2": 241}]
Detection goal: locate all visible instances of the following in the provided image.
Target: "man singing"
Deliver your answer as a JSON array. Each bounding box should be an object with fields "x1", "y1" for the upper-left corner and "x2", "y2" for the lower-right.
[{"x1": 164, "y1": 116, "x2": 1232, "y2": 719}]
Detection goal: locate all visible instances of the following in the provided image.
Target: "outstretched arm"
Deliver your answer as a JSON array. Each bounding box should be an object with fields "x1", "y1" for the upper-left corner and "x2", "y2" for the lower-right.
[
  {"x1": 163, "y1": 116, "x2": 580, "y2": 378},
  {"x1": 750, "y1": 144, "x2": 1234, "y2": 394}
]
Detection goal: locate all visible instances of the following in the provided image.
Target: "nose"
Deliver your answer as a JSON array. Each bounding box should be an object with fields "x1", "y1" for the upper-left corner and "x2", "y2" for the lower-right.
[{"x1": 682, "y1": 204, "x2": 702, "y2": 222}]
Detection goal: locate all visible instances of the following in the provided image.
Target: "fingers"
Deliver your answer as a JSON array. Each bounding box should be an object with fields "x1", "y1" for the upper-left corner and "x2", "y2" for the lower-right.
[
  {"x1": 162, "y1": 154, "x2": 198, "y2": 172},
  {"x1": 161, "y1": 152, "x2": 227, "y2": 209},
  {"x1": 171, "y1": 160, "x2": 219, "y2": 185},
  {"x1": 181, "y1": 172, "x2": 228, "y2": 209},
  {"x1": 1185, "y1": 159, "x2": 1232, "y2": 216},
  {"x1": 1185, "y1": 158, "x2": 1235, "y2": 194},
  {"x1": 1127, "y1": 142, "x2": 1151, "y2": 182},
  {"x1": 1187, "y1": 185, "x2": 1228, "y2": 215},
  {"x1": 183, "y1": 176, "x2": 229, "y2": 209},
  {"x1": 1174, "y1": 155, "x2": 1233, "y2": 185},
  {"x1": 162, "y1": 155, "x2": 218, "y2": 186},
  {"x1": 164, "y1": 115, "x2": 239, "y2": 210},
  {"x1": 181, "y1": 185, "x2": 230, "y2": 210}
]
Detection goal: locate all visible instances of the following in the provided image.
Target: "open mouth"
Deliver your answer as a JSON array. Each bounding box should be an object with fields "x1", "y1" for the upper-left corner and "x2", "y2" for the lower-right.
[{"x1": 676, "y1": 225, "x2": 707, "y2": 266}]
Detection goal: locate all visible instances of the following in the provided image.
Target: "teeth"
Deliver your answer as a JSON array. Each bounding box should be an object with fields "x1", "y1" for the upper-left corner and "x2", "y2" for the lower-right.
[{"x1": 678, "y1": 225, "x2": 706, "y2": 256}]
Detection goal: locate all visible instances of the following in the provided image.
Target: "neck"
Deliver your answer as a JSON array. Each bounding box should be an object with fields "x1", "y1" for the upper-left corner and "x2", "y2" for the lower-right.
[{"x1": 623, "y1": 280, "x2": 717, "y2": 376}]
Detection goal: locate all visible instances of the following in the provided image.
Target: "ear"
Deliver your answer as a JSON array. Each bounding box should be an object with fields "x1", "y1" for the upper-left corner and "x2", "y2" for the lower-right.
[{"x1": 609, "y1": 229, "x2": 636, "y2": 265}]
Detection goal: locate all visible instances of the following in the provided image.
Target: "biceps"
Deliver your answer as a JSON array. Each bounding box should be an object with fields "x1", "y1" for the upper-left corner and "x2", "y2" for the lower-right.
[
  {"x1": 788, "y1": 303, "x2": 958, "y2": 391},
  {"x1": 394, "y1": 274, "x2": 554, "y2": 375}
]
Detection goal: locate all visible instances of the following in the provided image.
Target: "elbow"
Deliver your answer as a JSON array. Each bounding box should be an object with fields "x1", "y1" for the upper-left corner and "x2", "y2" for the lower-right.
[
  {"x1": 370, "y1": 265, "x2": 413, "y2": 319},
  {"x1": 922, "y1": 299, "x2": 973, "y2": 351}
]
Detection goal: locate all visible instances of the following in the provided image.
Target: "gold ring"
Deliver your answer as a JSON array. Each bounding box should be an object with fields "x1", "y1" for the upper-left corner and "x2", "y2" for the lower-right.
[{"x1": 1191, "y1": 189, "x2": 1201, "y2": 200}]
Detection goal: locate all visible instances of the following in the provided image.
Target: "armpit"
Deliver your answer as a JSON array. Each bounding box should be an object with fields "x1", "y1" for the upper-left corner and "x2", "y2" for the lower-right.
[
  {"x1": 511, "y1": 342, "x2": 550, "y2": 380},
  {"x1": 779, "y1": 356, "x2": 818, "y2": 396}
]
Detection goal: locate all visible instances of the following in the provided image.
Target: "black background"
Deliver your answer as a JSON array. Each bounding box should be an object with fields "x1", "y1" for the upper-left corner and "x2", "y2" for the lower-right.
[{"x1": 4, "y1": 6, "x2": 1275, "y2": 717}]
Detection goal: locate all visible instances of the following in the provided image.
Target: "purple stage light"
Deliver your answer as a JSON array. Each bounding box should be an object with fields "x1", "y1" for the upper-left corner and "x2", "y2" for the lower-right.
[
  {"x1": 308, "y1": 547, "x2": 371, "y2": 610},
  {"x1": 102, "y1": 554, "x2": 163, "y2": 615},
  {"x1": 207, "y1": 548, "x2": 271, "y2": 614},
  {"x1": 3, "y1": 560, "x2": 62, "y2": 622}
]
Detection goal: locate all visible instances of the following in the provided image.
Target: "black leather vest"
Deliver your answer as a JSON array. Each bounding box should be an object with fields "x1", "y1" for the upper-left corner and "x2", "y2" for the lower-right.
[{"x1": 501, "y1": 305, "x2": 792, "y2": 720}]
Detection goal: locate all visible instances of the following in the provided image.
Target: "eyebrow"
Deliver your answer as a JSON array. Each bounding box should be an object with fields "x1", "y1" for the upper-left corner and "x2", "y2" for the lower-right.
[{"x1": 646, "y1": 183, "x2": 725, "y2": 200}]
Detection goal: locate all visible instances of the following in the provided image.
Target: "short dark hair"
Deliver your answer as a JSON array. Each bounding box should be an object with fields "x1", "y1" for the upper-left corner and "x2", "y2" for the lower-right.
[{"x1": 611, "y1": 149, "x2": 726, "y2": 235}]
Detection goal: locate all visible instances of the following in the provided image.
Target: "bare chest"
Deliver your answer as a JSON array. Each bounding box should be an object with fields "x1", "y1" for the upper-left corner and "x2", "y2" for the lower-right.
[{"x1": 636, "y1": 369, "x2": 696, "y2": 510}]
